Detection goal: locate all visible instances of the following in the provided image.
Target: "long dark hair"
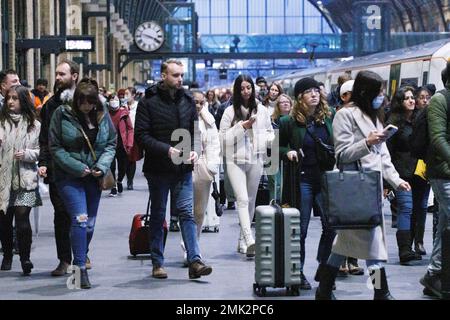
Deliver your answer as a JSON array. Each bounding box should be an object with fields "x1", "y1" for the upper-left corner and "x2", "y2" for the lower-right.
[
  {"x1": 232, "y1": 74, "x2": 258, "y2": 123},
  {"x1": 390, "y1": 86, "x2": 415, "y2": 115},
  {"x1": 0, "y1": 85, "x2": 36, "y2": 132},
  {"x1": 351, "y1": 70, "x2": 385, "y2": 124},
  {"x1": 72, "y1": 82, "x2": 102, "y2": 128}
]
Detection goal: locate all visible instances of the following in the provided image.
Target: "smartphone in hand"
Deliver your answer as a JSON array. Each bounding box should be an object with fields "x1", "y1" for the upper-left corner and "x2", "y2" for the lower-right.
[{"x1": 382, "y1": 124, "x2": 398, "y2": 139}]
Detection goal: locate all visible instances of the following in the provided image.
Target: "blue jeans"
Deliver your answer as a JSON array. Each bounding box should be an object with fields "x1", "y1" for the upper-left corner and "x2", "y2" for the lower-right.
[
  {"x1": 145, "y1": 172, "x2": 200, "y2": 267},
  {"x1": 395, "y1": 189, "x2": 413, "y2": 231},
  {"x1": 56, "y1": 176, "x2": 102, "y2": 268},
  {"x1": 396, "y1": 177, "x2": 430, "y2": 231},
  {"x1": 300, "y1": 177, "x2": 336, "y2": 271}
]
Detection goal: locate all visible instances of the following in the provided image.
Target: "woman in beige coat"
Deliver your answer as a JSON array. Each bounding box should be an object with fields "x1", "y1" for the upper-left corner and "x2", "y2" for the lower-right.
[
  {"x1": 0, "y1": 85, "x2": 41, "y2": 275},
  {"x1": 316, "y1": 71, "x2": 411, "y2": 300}
]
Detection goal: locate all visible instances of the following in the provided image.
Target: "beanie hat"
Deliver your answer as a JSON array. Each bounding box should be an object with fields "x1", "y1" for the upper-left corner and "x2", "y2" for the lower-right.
[
  {"x1": 294, "y1": 77, "x2": 320, "y2": 98},
  {"x1": 256, "y1": 76, "x2": 267, "y2": 85},
  {"x1": 340, "y1": 80, "x2": 355, "y2": 97}
]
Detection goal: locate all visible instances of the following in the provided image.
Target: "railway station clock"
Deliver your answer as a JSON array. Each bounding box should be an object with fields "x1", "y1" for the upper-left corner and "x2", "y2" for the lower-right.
[{"x1": 135, "y1": 21, "x2": 164, "y2": 52}]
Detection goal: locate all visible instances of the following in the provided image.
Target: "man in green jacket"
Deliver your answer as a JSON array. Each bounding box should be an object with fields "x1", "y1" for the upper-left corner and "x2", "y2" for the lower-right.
[{"x1": 421, "y1": 62, "x2": 450, "y2": 299}]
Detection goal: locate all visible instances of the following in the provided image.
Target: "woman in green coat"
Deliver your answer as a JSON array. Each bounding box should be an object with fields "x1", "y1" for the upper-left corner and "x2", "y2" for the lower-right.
[
  {"x1": 279, "y1": 77, "x2": 336, "y2": 291},
  {"x1": 49, "y1": 81, "x2": 116, "y2": 289}
]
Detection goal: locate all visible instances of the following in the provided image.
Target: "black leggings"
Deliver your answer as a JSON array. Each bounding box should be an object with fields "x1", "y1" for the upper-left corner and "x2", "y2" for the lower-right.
[
  {"x1": 0, "y1": 206, "x2": 32, "y2": 261},
  {"x1": 111, "y1": 147, "x2": 128, "y2": 183}
]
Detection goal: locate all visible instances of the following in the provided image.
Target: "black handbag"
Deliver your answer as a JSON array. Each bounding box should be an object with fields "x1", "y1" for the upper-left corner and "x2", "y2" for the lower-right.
[
  {"x1": 321, "y1": 160, "x2": 383, "y2": 230},
  {"x1": 306, "y1": 124, "x2": 336, "y2": 171}
]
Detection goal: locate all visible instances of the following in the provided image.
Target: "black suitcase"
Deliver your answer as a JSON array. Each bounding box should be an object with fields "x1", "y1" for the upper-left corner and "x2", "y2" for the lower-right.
[
  {"x1": 255, "y1": 175, "x2": 271, "y2": 207},
  {"x1": 281, "y1": 159, "x2": 301, "y2": 210}
]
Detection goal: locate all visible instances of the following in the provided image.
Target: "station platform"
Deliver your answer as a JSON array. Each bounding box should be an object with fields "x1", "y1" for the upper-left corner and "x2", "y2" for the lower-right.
[{"x1": 0, "y1": 165, "x2": 437, "y2": 301}]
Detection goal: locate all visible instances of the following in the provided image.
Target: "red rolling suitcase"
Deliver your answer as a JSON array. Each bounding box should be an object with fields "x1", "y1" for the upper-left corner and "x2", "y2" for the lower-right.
[{"x1": 129, "y1": 196, "x2": 168, "y2": 257}]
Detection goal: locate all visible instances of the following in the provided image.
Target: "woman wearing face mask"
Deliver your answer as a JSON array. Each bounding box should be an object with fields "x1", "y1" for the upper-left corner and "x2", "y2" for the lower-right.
[
  {"x1": 386, "y1": 87, "x2": 430, "y2": 264},
  {"x1": 263, "y1": 82, "x2": 283, "y2": 116},
  {"x1": 49, "y1": 82, "x2": 116, "y2": 288},
  {"x1": 279, "y1": 77, "x2": 336, "y2": 291},
  {"x1": 108, "y1": 95, "x2": 134, "y2": 197},
  {"x1": 316, "y1": 70, "x2": 411, "y2": 300},
  {"x1": 220, "y1": 75, "x2": 274, "y2": 258},
  {"x1": 0, "y1": 85, "x2": 41, "y2": 275}
]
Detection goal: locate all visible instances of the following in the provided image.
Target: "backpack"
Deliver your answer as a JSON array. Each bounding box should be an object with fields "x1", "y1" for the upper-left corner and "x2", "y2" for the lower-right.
[{"x1": 410, "y1": 89, "x2": 450, "y2": 160}]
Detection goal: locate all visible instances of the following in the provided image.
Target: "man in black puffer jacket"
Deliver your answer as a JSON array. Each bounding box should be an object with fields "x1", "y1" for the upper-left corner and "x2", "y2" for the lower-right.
[
  {"x1": 135, "y1": 59, "x2": 212, "y2": 280},
  {"x1": 38, "y1": 59, "x2": 79, "y2": 276}
]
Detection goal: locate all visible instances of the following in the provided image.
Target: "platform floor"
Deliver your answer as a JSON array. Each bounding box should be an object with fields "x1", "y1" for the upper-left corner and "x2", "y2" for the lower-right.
[{"x1": 0, "y1": 166, "x2": 437, "y2": 300}]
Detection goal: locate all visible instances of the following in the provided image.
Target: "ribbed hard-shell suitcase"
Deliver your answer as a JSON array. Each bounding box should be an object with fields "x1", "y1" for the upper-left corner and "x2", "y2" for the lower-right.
[{"x1": 253, "y1": 203, "x2": 301, "y2": 296}]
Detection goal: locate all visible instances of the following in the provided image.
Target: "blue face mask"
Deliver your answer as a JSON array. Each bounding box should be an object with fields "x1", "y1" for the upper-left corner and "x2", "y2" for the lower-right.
[{"x1": 372, "y1": 95, "x2": 384, "y2": 109}]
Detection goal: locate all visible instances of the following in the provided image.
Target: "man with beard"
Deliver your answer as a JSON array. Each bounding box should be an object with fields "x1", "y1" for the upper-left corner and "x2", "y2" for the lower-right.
[
  {"x1": 38, "y1": 59, "x2": 79, "y2": 276},
  {"x1": 135, "y1": 59, "x2": 212, "y2": 279}
]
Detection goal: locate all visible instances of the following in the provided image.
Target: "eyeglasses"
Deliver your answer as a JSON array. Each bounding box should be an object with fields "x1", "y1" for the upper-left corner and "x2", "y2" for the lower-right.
[{"x1": 303, "y1": 88, "x2": 320, "y2": 95}]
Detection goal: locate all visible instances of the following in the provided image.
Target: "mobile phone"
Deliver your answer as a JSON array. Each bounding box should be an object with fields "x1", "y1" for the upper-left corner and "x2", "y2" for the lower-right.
[{"x1": 383, "y1": 124, "x2": 398, "y2": 139}]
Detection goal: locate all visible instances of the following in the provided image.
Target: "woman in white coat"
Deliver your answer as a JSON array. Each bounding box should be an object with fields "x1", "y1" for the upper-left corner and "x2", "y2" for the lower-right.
[
  {"x1": 316, "y1": 70, "x2": 411, "y2": 300},
  {"x1": 0, "y1": 85, "x2": 41, "y2": 275},
  {"x1": 220, "y1": 75, "x2": 274, "y2": 258},
  {"x1": 192, "y1": 90, "x2": 221, "y2": 236}
]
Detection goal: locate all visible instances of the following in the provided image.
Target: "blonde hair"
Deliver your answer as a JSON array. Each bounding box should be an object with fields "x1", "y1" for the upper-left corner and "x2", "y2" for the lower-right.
[
  {"x1": 290, "y1": 92, "x2": 331, "y2": 125},
  {"x1": 272, "y1": 94, "x2": 293, "y2": 122}
]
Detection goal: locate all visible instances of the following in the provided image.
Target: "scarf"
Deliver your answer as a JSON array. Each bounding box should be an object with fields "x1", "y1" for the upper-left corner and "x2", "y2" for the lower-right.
[{"x1": 0, "y1": 114, "x2": 29, "y2": 214}]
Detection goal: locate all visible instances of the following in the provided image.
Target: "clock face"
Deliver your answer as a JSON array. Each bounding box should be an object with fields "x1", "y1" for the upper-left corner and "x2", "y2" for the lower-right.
[{"x1": 135, "y1": 21, "x2": 164, "y2": 52}]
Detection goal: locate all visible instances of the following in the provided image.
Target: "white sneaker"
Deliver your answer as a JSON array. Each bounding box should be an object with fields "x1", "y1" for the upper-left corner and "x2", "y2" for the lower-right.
[{"x1": 180, "y1": 242, "x2": 188, "y2": 267}]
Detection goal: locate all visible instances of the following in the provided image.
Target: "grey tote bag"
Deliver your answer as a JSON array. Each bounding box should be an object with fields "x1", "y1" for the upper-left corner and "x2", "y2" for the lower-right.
[{"x1": 321, "y1": 161, "x2": 383, "y2": 230}]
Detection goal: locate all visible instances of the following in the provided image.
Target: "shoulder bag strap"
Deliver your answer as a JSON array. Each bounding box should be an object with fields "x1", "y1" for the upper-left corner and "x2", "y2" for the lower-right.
[{"x1": 78, "y1": 127, "x2": 97, "y2": 162}]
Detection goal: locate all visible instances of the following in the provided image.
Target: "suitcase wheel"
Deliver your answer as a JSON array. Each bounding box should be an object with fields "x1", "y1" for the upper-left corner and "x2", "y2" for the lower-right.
[
  {"x1": 287, "y1": 285, "x2": 300, "y2": 296},
  {"x1": 253, "y1": 283, "x2": 266, "y2": 297}
]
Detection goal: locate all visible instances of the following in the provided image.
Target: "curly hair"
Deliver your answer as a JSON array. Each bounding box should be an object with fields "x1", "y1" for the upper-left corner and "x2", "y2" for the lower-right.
[{"x1": 290, "y1": 91, "x2": 331, "y2": 125}]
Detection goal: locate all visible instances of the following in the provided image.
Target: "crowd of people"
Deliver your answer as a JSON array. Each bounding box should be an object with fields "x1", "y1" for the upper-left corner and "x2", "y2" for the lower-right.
[{"x1": 0, "y1": 58, "x2": 449, "y2": 300}]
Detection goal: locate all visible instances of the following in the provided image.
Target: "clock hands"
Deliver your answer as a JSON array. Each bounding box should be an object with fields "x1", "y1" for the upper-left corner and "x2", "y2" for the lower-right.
[{"x1": 142, "y1": 33, "x2": 162, "y2": 44}]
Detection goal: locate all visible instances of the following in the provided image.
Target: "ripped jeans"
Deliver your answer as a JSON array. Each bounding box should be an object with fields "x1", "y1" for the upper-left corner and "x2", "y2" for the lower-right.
[{"x1": 56, "y1": 176, "x2": 102, "y2": 268}]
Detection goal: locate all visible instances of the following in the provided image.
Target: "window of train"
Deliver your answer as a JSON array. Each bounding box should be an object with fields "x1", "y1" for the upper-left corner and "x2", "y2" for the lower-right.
[
  {"x1": 423, "y1": 72, "x2": 429, "y2": 85},
  {"x1": 400, "y1": 78, "x2": 419, "y2": 87}
]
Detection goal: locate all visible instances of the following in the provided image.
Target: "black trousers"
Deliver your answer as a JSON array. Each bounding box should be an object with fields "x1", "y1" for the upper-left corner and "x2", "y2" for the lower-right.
[
  {"x1": 126, "y1": 161, "x2": 136, "y2": 185},
  {"x1": 111, "y1": 146, "x2": 128, "y2": 183},
  {"x1": 0, "y1": 206, "x2": 32, "y2": 262},
  {"x1": 49, "y1": 183, "x2": 72, "y2": 264}
]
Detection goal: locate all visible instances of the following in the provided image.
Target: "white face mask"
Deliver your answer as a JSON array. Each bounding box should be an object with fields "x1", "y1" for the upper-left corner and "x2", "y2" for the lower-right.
[{"x1": 109, "y1": 99, "x2": 120, "y2": 110}]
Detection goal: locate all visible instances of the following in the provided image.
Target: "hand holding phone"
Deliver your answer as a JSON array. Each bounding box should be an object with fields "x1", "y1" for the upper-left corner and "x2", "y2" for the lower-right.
[{"x1": 382, "y1": 124, "x2": 398, "y2": 140}]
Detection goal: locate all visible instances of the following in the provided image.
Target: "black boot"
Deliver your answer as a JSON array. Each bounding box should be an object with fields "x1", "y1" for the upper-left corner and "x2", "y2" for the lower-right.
[
  {"x1": 414, "y1": 227, "x2": 427, "y2": 255},
  {"x1": 371, "y1": 267, "x2": 395, "y2": 300},
  {"x1": 21, "y1": 260, "x2": 34, "y2": 276},
  {"x1": 1, "y1": 255, "x2": 13, "y2": 271},
  {"x1": 396, "y1": 230, "x2": 419, "y2": 265},
  {"x1": 315, "y1": 264, "x2": 339, "y2": 300},
  {"x1": 80, "y1": 268, "x2": 92, "y2": 289},
  {"x1": 314, "y1": 263, "x2": 336, "y2": 290},
  {"x1": 17, "y1": 225, "x2": 32, "y2": 265}
]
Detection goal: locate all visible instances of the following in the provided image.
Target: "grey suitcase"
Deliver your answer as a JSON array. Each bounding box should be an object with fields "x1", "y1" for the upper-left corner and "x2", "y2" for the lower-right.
[{"x1": 253, "y1": 202, "x2": 301, "y2": 297}]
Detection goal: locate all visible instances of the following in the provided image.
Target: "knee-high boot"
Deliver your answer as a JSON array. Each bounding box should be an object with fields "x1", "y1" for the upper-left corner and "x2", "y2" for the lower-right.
[
  {"x1": 315, "y1": 264, "x2": 339, "y2": 300},
  {"x1": 371, "y1": 267, "x2": 395, "y2": 300}
]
